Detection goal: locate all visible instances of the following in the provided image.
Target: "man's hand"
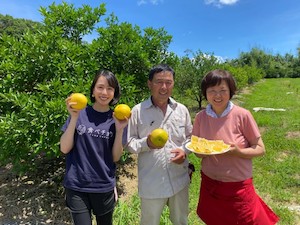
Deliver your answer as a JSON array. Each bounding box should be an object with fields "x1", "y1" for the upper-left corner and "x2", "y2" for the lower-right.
[
  {"x1": 147, "y1": 135, "x2": 158, "y2": 149},
  {"x1": 170, "y1": 148, "x2": 186, "y2": 164}
]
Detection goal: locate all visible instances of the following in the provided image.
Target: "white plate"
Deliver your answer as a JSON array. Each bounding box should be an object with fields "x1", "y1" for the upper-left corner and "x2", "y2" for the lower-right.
[{"x1": 184, "y1": 142, "x2": 230, "y2": 155}]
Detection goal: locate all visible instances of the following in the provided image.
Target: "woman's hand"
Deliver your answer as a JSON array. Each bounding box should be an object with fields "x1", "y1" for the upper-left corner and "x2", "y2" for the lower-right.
[
  {"x1": 65, "y1": 96, "x2": 81, "y2": 118},
  {"x1": 226, "y1": 137, "x2": 265, "y2": 159},
  {"x1": 113, "y1": 113, "x2": 129, "y2": 130},
  {"x1": 227, "y1": 143, "x2": 242, "y2": 155}
]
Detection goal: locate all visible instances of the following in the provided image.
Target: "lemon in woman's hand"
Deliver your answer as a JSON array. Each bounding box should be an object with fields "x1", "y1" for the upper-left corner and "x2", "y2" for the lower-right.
[
  {"x1": 150, "y1": 128, "x2": 168, "y2": 148},
  {"x1": 70, "y1": 93, "x2": 88, "y2": 110},
  {"x1": 114, "y1": 104, "x2": 131, "y2": 120}
]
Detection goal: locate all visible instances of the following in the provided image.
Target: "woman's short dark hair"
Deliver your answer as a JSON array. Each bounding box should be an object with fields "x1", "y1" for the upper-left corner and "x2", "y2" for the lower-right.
[
  {"x1": 148, "y1": 64, "x2": 175, "y2": 81},
  {"x1": 90, "y1": 70, "x2": 121, "y2": 106},
  {"x1": 201, "y1": 69, "x2": 237, "y2": 100}
]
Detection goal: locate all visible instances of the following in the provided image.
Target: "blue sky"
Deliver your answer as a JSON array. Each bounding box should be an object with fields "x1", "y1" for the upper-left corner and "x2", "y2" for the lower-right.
[{"x1": 1, "y1": 0, "x2": 300, "y2": 60}]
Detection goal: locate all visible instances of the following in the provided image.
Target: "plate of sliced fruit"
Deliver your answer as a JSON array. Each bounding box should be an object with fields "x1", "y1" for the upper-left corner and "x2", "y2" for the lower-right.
[{"x1": 185, "y1": 135, "x2": 231, "y2": 155}]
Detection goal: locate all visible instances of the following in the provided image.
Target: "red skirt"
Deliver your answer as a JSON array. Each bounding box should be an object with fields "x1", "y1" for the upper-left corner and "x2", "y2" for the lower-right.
[{"x1": 197, "y1": 171, "x2": 279, "y2": 225}]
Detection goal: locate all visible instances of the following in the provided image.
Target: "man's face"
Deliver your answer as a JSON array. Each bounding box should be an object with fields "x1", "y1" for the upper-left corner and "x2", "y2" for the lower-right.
[{"x1": 148, "y1": 71, "x2": 174, "y2": 103}]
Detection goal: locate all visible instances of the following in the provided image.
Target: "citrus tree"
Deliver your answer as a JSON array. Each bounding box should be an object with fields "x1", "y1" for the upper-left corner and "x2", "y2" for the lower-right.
[
  {"x1": 0, "y1": 14, "x2": 42, "y2": 37},
  {"x1": 235, "y1": 47, "x2": 300, "y2": 78},
  {"x1": 91, "y1": 13, "x2": 175, "y2": 102},
  {"x1": 0, "y1": 2, "x2": 175, "y2": 173},
  {"x1": 174, "y1": 50, "x2": 220, "y2": 109},
  {"x1": 0, "y1": 2, "x2": 106, "y2": 172},
  {"x1": 174, "y1": 50, "x2": 266, "y2": 110}
]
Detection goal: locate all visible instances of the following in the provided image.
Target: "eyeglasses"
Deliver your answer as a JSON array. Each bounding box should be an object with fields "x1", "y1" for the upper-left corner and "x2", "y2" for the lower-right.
[{"x1": 207, "y1": 90, "x2": 229, "y2": 96}]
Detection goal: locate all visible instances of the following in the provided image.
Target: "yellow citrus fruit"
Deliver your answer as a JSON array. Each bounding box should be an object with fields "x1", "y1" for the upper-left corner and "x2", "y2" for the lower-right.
[
  {"x1": 188, "y1": 136, "x2": 230, "y2": 154},
  {"x1": 150, "y1": 128, "x2": 168, "y2": 148},
  {"x1": 114, "y1": 104, "x2": 131, "y2": 120},
  {"x1": 191, "y1": 135, "x2": 199, "y2": 144},
  {"x1": 70, "y1": 93, "x2": 88, "y2": 110}
]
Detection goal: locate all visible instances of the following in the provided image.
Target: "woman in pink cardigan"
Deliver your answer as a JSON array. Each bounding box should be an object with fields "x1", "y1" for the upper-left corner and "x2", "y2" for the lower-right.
[{"x1": 192, "y1": 69, "x2": 279, "y2": 225}]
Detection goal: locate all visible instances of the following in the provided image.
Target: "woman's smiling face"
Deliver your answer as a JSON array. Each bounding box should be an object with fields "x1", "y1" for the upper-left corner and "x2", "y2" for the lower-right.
[
  {"x1": 206, "y1": 80, "x2": 230, "y2": 115},
  {"x1": 93, "y1": 75, "x2": 115, "y2": 108}
]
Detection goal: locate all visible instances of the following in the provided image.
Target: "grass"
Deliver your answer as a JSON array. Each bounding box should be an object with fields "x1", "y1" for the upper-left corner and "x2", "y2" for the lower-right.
[
  {"x1": 112, "y1": 78, "x2": 300, "y2": 225},
  {"x1": 239, "y1": 78, "x2": 300, "y2": 225}
]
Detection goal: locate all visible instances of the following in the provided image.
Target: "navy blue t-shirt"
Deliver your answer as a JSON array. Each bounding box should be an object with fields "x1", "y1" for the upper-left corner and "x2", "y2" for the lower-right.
[{"x1": 61, "y1": 105, "x2": 119, "y2": 193}]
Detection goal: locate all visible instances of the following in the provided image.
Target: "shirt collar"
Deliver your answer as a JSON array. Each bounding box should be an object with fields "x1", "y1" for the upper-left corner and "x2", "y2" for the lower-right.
[
  {"x1": 143, "y1": 97, "x2": 177, "y2": 109},
  {"x1": 206, "y1": 101, "x2": 234, "y2": 118}
]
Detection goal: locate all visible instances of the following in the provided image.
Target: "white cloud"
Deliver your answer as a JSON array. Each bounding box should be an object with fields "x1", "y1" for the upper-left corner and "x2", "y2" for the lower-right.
[
  {"x1": 150, "y1": 0, "x2": 160, "y2": 4},
  {"x1": 204, "y1": 0, "x2": 239, "y2": 7},
  {"x1": 137, "y1": 0, "x2": 164, "y2": 6},
  {"x1": 220, "y1": 0, "x2": 239, "y2": 5},
  {"x1": 137, "y1": 0, "x2": 147, "y2": 6}
]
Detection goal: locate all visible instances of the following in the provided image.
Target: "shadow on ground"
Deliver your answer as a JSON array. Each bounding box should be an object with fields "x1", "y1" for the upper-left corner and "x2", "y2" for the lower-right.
[{"x1": 0, "y1": 154, "x2": 138, "y2": 225}]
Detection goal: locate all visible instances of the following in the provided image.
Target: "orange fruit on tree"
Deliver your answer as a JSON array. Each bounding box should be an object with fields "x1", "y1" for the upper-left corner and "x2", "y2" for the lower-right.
[
  {"x1": 70, "y1": 93, "x2": 88, "y2": 110},
  {"x1": 150, "y1": 128, "x2": 168, "y2": 148},
  {"x1": 114, "y1": 104, "x2": 131, "y2": 120}
]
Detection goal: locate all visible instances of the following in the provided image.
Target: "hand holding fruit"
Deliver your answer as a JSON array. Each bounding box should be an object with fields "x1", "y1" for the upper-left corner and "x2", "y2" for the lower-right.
[
  {"x1": 114, "y1": 104, "x2": 131, "y2": 121},
  {"x1": 66, "y1": 93, "x2": 88, "y2": 116},
  {"x1": 68, "y1": 93, "x2": 88, "y2": 110},
  {"x1": 113, "y1": 104, "x2": 131, "y2": 131},
  {"x1": 147, "y1": 128, "x2": 168, "y2": 149}
]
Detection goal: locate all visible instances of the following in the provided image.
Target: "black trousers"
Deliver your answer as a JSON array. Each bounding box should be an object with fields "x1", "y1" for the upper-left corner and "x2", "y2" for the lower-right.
[{"x1": 65, "y1": 188, "x2": 115, "y2": 225}]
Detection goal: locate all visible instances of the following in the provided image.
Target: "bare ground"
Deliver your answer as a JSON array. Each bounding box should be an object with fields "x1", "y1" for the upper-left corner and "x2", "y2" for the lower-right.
[{"x1": 0, "y1": 154, "x2": 138, "y2": 225}]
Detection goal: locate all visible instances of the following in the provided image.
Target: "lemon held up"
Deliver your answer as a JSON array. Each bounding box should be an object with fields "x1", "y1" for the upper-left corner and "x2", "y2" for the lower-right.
[
  {"x1": 114, "y1": 104, "x2": 131, "y2": 120},
  {"x1": 150, "y1": 128, "x2": 168, "y2": 148},
  {"x1": 70, "y1": 93, "x2": 88, "y2": 110}
]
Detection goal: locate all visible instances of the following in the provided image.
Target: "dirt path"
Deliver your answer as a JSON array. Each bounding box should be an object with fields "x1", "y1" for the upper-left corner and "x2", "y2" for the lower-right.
[{"x1": 0, "y1": 154, "x2": 138, "y2": 225}]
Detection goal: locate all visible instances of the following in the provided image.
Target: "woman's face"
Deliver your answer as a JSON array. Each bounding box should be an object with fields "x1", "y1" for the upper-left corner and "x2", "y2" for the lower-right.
[
  {"x1": 93, "y1": 75, "x2": 115, "y2": 108},
  {"x1": 206, "y1": 80, "x2": 230, "y2": 115}
]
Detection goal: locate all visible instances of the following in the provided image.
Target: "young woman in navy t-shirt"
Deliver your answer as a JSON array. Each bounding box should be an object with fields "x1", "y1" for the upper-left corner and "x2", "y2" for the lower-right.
[{"x1": 60, "y1": 70, "x2": 128, "y2": 225}]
